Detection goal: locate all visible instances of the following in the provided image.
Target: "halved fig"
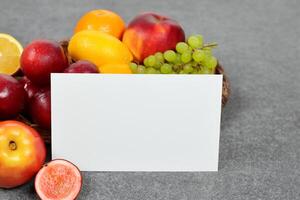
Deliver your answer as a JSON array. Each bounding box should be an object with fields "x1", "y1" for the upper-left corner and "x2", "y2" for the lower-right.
[{"x1": 35, "y1": 159, "x2": 82, "y2": 200}]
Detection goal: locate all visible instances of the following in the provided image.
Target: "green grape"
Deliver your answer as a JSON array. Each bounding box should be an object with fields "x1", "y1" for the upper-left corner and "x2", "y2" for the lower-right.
[
  {"x1": 199, "y1": 67, "x2": 213, "y2": 74},
  {"x1": 163, "y1": 50, "x2": 177, "y2": 62},
  {"x1": 155, "y1": 69, "x2": 161, "y2": 74},
  {"x1": 187, "y1": 36, "x2": 202, "y2": 49},
  {"x1": 176, "y1": 42, "x2": 189, "y2": 54},
  {"x1": 192, "y1": 69, "x2": 199, "y2": 74},
  {"x1": 195, "y1": 34, "x2": 203, "y2": 46},
  {"x1": 155, "y1": 52, "x2": 164, "y2": 63},
  {"x1": 211, "y1": 67, "x2": 217, "y2": 74},
  {"x1": 129, "y1": 62, "x2": 138, "y2": 73},
  {"x1": 183, "y1": 63, "x2": 193, "y2": 73},
  {"x1": 160, "y1": 63, "x2": 173, "y2": 74},
  {"x1": 172, "y1": 65, "x2": 179, "y2": 71},
  {"x1": 154, "y1": 60, "x2": 162, "y2": 69},
  {"x1": 143, "y1": 57, "x2": 150, "y2": 67},
  {"x1": 206, "y1": 56, "x2": 218, "y2": 69},
  {"x1": 137, "y1": 65, "x2": 146, "y2": 74},
  {"x1": 191, "y1": 61, "x2": 198, "y2": 67},
  {"x1": 147, "y1": 55, "x2": 156, "y2": 67},
  {"x1": 192, "y1": 49, "x2": 205, "y2": 62},
  {"x1": 200, "y1": 57, "x2": 209, "y2": 68},
  {"x1": 203, "y1": 48, "x2": 212, "y2": 57},
  {"x1": 173, "y1": 53, "x2": 182, "y2": 64},
  {"x1": 198, "y1": 67, "x2": 204, "y2": 74},
  {"x1": 146, "y1": 67, "x2": 158, "y2": 74},
  {"x1": 200, "y1": 52, "x2": 211, "y2": 66},
  {"x1": 202, "y1": 56, "x2": 217, "y2": 69},
  {"x1": 181, "y1": 51, "x2": 192, "y2": 63}
]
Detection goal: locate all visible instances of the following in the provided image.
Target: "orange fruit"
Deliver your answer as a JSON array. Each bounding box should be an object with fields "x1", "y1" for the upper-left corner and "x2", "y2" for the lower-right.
[
  {"x1": 74, "y1": 9, "x2": 125, "y2": 39},
  {"x1": 100, "y1": 63, "x2": 132, "y2": 74},
  {"x1": 68, "y1": 30, "x2": 133, "y2": 68},
  {"x1": 0, "y1": 33, "x2": 23, "y2": 75}
]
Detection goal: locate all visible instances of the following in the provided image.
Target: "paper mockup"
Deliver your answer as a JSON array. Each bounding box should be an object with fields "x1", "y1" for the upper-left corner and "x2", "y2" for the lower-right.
[{"x1": 51, "y1": 74, "x2": 223, "y2": 171}]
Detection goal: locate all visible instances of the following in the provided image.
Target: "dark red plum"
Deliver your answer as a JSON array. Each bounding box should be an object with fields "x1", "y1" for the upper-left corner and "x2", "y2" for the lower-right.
[
  {"x1": 64, "y1": 60, "x2": 99, "y2": 73},
  {"x1": 0, "y1": 74, "x2": 26, "y2": 119},
  {"x1": 30, "y1": 90, "x2": 51, "y2": 130}
]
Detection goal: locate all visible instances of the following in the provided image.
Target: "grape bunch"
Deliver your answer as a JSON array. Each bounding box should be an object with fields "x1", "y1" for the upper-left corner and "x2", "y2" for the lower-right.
[{"x1": 129, "y1": 34, "x2": 218, "y2": 74}]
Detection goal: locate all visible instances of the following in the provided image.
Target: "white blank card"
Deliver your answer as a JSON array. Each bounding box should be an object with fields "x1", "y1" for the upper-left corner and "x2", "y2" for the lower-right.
[{"x1": 51, "y1": 74, "x2": 223, "y2": 171}]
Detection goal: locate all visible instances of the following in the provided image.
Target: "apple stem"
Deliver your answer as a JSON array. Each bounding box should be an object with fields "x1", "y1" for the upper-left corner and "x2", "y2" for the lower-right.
[{"x1": 9, "y1": 141, "x2": 17, "y2": 151}]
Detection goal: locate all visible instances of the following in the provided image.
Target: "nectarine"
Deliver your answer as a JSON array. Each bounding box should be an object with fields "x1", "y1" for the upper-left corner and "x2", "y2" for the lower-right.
[{"x1": 123, "y1": 12, "x2": 185, "y2": 62}]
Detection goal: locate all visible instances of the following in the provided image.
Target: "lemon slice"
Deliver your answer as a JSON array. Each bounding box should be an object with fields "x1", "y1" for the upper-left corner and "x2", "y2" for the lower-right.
[{"x1": 0, "y1": 33, "x2": 23, "y2": 75}]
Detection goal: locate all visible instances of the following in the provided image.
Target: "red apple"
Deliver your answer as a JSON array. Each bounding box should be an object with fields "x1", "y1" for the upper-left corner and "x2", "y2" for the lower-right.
[
  {"x1": 64, "y1": 60, "x2": 99, "y2": 73},
  {"x1": 0, "y1": 74, "x2": 26, "y2": 119},
  {"x1": 21, "y1": 40, "x2": 69, "y2": 86},
  {"x1": 30, "y1": 90, "x2": 51, "y2": 130},
  {"x1": 122, "y1": 12, "x2": 185, "y2": 62},
  {"x1": 0, "y1": 120, "x2": 46, "y2": 188}
]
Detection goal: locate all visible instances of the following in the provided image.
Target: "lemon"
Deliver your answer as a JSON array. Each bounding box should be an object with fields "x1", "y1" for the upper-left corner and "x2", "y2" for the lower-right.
[
  {"x1": 68, "y1": 30, "x2": 133, "y2": 68},
  {"x1": 0, "y1": 33, "x2": 23, "y2": 75}
]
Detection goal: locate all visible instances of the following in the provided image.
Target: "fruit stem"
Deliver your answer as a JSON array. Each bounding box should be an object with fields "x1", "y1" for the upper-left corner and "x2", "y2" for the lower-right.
[
  {"x1": 202, "y1": 42, "x2": 218, "y2": 49},
  {"x1": 18, "y1": 114, "x2": 39, "y2": 127},
  {"x1": 9, "y1": 141, "x2": 17, "y2": 151}
]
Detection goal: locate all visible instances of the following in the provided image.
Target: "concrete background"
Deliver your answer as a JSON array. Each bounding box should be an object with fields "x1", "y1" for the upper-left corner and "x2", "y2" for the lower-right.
[{"x1": 0, "y1": 0, "x2": 299, "y2": 199}]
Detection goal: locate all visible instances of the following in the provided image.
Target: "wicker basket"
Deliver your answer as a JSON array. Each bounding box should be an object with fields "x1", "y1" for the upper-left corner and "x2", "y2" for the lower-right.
[
  {"x1": 21, "y1": 40, "x2": 230, "y2": 144},
  {"x1": 60, "y1": 40, "x2": 230, "y2": 105}
]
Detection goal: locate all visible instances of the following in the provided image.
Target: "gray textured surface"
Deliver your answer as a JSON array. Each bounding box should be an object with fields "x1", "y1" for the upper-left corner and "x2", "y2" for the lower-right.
[{"x1": 0, "y1": 0, "x2": 300, "y2": 199}]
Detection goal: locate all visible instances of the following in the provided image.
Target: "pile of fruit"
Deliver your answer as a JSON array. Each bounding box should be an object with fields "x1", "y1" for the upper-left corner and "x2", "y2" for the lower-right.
[{"x1": 0, "y1": 9, "x2": 225, "y2": 199}]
